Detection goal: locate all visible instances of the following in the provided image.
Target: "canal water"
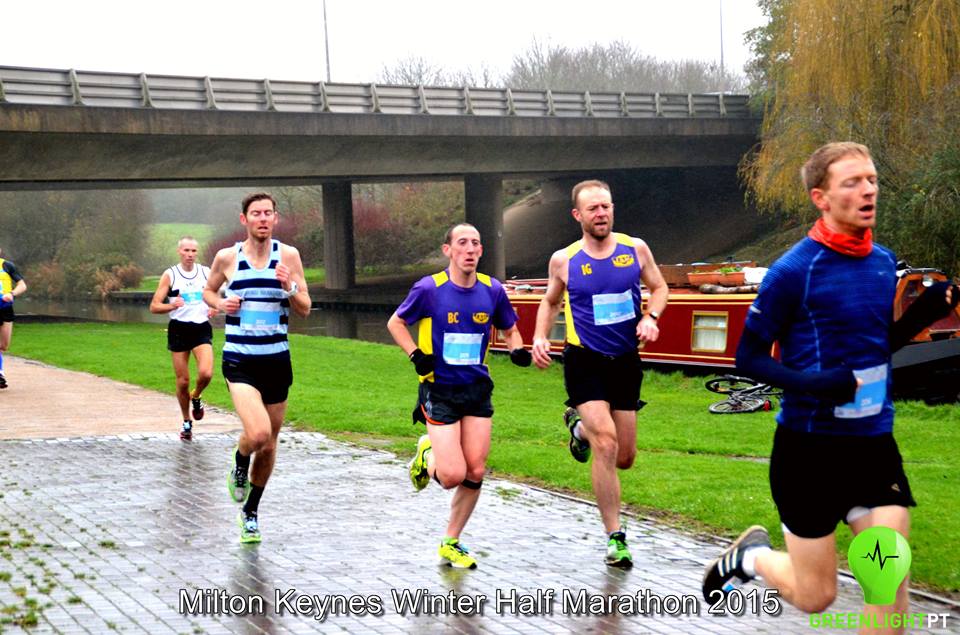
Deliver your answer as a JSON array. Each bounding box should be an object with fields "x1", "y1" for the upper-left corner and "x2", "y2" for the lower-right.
[{"x1": 15, "y1": 298, "x2": 400, "y2": 346}]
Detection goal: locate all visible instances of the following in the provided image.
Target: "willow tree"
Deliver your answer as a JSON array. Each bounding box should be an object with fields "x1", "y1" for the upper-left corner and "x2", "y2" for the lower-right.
[{"x1": 743, "y1": 0, "x2": 960, "y2": 253}]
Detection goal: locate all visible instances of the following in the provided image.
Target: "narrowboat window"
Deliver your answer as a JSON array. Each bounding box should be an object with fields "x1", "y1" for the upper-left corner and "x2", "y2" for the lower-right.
[
  {"x1": 549, "y1": 311, "x2": 566, "y2": 342},
  {"x1": 692, "y1": 312, "x2": 728, "y2": 352}
]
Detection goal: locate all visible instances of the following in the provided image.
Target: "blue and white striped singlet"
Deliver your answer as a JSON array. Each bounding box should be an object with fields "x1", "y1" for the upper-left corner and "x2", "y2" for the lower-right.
[{"x1": 222, "y1": 240, "x2": 290, "y2": 362}]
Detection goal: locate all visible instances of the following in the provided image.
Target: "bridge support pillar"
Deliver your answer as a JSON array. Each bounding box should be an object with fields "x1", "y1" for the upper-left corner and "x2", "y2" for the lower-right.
[
  {"x1": 322, "y1": 181, "x2": 356, "y2": 290},
  {"x1": 464, "y1": 174, "x2": 505, "y2": 280}
]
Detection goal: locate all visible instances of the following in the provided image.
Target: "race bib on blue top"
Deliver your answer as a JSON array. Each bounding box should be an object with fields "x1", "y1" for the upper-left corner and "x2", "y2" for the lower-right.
[
  {"x1": 834, "y1": 364, "x2": 887, "y2": 419},
  {"x1": 592, "y1": 290, "x2": 636, "y2": 326},
  {"x1": 442, "y1": 332, "x2": 483, "y2": 365}
]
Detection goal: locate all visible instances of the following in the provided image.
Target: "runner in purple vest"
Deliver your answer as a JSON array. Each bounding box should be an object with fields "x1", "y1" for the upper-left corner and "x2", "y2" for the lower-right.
[
  {"x1": 532, "y1": 180, "x2": 669, "y2": 568},
  {"x1": 388, "y1": 223, "x2": 530, "y2": 569},
  {"x1": 0, "y1": 246, "x2": 27, "y2": 390}
]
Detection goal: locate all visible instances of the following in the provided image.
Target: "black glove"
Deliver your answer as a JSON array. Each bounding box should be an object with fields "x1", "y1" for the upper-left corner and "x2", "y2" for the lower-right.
[
  {"x1": 890, "y1": 281, "x2": 959, "y2": 352},
  {"x1": 409, "y1": 348, "x2": 436, "y2": 375},
  {"x1": 737, "y1": 327, "x2": 858, "y2": 403},
  {"x1": 805, "y1": 368, "x2": 859, "y2": 404},
  {"x1": 510, "y1": 348, "x2": 533, "y2": 367}
]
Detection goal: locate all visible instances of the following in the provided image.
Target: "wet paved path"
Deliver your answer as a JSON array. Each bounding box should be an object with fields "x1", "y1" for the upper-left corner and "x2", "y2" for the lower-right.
[{"x1": 0, "y1": 356, "x2": 957, "y2": 633}]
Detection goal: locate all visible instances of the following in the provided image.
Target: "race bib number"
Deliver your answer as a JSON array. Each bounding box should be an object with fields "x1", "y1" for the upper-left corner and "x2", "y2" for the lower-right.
[
  {"x1": 834, "y1": 364, "x2": 887, "y2": 419},
  {"x1": 442, "y1": 332, "x2": 483, "y2": 365},
  {"x1": 181, "y1": 290, "x2": 203, "y2": 305},
  {"x1": 592, "y1": 290, "x2": 636, "y2": 326},
  {"x1": 239, "y1": 301, "x2": 281, "y2": 331}
]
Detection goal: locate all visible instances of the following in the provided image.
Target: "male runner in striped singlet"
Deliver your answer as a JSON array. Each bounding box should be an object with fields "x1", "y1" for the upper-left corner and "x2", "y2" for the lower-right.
[
  {"x1": 532, "y1": 180, "x2": 669, "y2": 568},
  {"x1": 0, "y1": 246, "x2": 27, "y2": 390},
  {"x1": 150, "y1": 236, "x2": 216, "y2": 440},
  {"x1": 203, "y1": 193, "x2": 311, "y2": 544}
]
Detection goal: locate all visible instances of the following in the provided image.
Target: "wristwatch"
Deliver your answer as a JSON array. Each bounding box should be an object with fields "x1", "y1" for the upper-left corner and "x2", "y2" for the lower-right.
[
  {"x1": 647, "y1": 310, "x2": 660, "y2": 321},
  {"x1": 285, "y1": 281, "x2": 299, "y2": 298}
]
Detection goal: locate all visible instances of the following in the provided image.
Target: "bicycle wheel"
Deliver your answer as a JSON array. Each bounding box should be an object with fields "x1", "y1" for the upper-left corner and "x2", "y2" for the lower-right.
[
  {"x1": 705, "y1": 376, "x2": 758, "y2": 394},
  {"x1": 709, "y1": 397, "x2": 767, "y2": 414},
  {"x1": 765, "y1": 389, "x2": 784, "y2": 401}
]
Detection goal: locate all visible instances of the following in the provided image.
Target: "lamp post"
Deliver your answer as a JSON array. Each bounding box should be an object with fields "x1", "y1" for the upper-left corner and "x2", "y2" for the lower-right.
[
  {"x1": 323, "y1": 0, "x2": 331, "y2": 82},
  {"x1": 719, "y1": 0, "x2": 725, "y2": 79}
]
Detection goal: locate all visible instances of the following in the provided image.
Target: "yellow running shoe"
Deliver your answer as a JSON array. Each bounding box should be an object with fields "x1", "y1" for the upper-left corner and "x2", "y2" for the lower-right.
[
  {"x1": 438, "y1": 537, "x2": 477, "y2": 569},
  {"x1": 408, "y1": 434, "x2": 432, "y2": 491}
]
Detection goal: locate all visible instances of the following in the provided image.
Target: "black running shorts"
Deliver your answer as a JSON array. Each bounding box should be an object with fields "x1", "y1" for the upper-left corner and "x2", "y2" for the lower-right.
[
  {"x1": 769, "y1": 425, "x2": 916, "y2": 539},
  {"x1": 412, "y1": 376, "x2": 494, "y2": 425},
  {"x1": 0, "y1": 306, "x2": 13, "y2": 324},
  {"x1": 167, "y1": 320, "x2": 213, "y2": 353},
  {"x1": 562, "y1": 344, "x2": 645, "y2": 411},
  {"x1": 222, "y1": 354, "x2": 293, "y2": 405}
]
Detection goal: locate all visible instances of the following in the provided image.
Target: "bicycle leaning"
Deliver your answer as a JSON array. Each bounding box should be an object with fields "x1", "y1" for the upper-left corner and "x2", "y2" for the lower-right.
[{"x1": 704, "y1": 374, "x2": 783, "y2": 414}]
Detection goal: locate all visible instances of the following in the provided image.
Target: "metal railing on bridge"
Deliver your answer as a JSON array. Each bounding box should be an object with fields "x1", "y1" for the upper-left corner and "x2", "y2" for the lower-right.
[{"x1": 0, "y1": 65, "x2": 752, "y2": 119}]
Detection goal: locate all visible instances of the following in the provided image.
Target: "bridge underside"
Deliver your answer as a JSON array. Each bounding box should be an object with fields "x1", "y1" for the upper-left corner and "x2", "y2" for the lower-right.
[
  {"x1": 0, "y1": 104, "x2": 759, "y2": 287},
  {"x1": 0, "y1": 133, "x2": 755, "y2": 190},
  {"x1": 0, "y1": 104, "x2": 757, "y2": 188}
]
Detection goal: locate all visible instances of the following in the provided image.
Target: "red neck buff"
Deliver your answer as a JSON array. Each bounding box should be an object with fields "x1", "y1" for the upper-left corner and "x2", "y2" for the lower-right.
[{"x1": 808, "y1": 217, "x2": 873, "y2": 257}]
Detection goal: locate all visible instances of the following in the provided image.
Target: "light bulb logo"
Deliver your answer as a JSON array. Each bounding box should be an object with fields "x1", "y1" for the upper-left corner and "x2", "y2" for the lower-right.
[{"x1": 848, "y1": 527, "x2": 911, "y2": 606}]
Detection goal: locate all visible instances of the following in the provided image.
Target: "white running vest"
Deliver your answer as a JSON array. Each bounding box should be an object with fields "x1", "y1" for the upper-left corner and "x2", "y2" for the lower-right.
[{"x1": 167, "y1": 265, "x2": 211, "y2": 324}]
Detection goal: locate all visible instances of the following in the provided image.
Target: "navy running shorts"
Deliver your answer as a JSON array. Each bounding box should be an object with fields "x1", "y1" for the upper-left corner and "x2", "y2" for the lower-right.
[
  {"x1": 562, "y1": 344, "x2": 645, "y2": 411},
  {"x1": 769, "y1": 424, "x2": 916, "y2": 539},
  {"x1": 222, "y1": 354, "x2": 293, "y2": 405},
  {"x1": 412, "y1": 376, "x2": 494, "y2": 425},
  {"x1": 0, "y1": 306, "x2": 14, "y2": 324},
  {"x1": 167, "y1": 320, "x2": 213, "y2": 353}
]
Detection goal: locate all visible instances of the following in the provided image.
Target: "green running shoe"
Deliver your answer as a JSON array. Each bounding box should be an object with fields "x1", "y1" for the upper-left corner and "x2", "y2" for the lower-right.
[
  {"x1": 605, "y1": 531, "x2": 633, "y2": 568},
  {"x1": 408, "y1": 434, "x2": 432, "y2": 491},
  {"x1": 228, "y1": 447, "x2": 250, "y2": 503},
  {"x1": 438, "y1": 537, "x2": 477, "y2": 569},
  {"x1": 564, "y1": 407, "x2": 590, "y2": 463},
  {"x1": 238, "y1": 511, "x2": 261, "y2": 544}
]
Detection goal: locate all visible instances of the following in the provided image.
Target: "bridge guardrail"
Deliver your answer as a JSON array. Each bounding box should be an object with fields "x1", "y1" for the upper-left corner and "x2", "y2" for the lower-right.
[{"x1": 0, "y1": 66, "x2": 752, "y2": 118}]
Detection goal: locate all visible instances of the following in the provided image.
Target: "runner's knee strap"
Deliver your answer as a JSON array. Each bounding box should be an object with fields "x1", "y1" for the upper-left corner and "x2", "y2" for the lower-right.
[{"x1": 461, "y1": 479, "x2": 483, "y2": 490}]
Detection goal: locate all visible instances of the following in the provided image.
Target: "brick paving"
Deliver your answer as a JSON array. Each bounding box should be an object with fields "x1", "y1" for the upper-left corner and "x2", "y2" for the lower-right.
[{"x1": 0, "y1": 357, "x2": 957, "y2": 633}]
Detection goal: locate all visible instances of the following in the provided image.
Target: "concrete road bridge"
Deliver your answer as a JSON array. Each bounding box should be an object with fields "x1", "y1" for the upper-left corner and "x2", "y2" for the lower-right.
[{"x1": 0, "y1": 66, "x2": 760, "y2": 288}]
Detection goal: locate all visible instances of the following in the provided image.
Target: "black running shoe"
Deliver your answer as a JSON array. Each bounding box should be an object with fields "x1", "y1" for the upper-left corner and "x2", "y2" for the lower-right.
[
  {"x1": 228, "y1": 447, "x2": 251, "y2": 503},
  {"x1": 702, "y1": 525, "x2": 770, "y2": 602},
  {"x1": 0, "y1": 372, "x2": 7, "y2": 389},
  {"x1": 179, "y1": 421, "x2": 192, "y2": 441},
  {"x1": 564, "y1": 407, "x2": 590, "y2": 463},
  {"x1": 191, "y1": 397, "x2": 205, "y2": 421}
]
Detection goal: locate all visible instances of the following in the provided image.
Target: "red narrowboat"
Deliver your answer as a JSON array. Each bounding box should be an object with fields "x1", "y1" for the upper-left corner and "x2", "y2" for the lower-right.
[{"x1": 490, "y1": 263, "x2": 960, "y2": 402}]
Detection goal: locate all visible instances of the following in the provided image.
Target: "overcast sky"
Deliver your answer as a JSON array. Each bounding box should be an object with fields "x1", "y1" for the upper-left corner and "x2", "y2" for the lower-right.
[{"x1": 1, "y1": 1, "x2": 766, "y2": 85}]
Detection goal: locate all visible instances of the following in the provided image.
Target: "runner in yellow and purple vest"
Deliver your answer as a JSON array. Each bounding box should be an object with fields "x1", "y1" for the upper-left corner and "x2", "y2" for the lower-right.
[
  {"x1": 564, "y1": 233, "x2": 643, "y2": 357},
  {"x1": 0, "y1": 252, "x2": 27, "y2": 389},
  {"x1": 531, "y1": 180, "x2": 669, "y2": 569}
]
